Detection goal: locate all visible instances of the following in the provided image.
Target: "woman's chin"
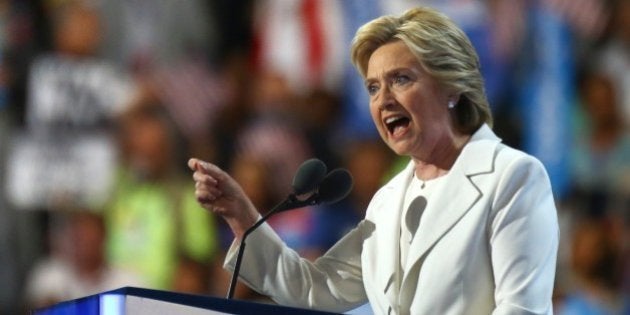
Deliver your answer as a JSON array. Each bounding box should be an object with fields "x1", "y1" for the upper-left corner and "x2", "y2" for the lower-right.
[{"x1": 387, "y1": 142, "x2": 411, "y2": 157}]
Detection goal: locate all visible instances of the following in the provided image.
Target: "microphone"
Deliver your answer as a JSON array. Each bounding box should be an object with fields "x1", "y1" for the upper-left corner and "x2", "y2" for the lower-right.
[
  {"x1": 273, "y1": 168, "x2": 354, "y2": 212},
  {"x1": 316, "y1": 168, "x2": 353, "y2": 205},
  {"x1": 227, "y1": 158, "x2": 337, "y2": 299},
  {"x1": 291, "y1": 158, "x2": 328, "y2": 195}
]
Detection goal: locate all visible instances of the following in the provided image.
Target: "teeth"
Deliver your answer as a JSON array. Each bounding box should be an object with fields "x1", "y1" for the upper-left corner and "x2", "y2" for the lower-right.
[{"x1": 385, "y1": 116, "x2": 404, "y2": 124}]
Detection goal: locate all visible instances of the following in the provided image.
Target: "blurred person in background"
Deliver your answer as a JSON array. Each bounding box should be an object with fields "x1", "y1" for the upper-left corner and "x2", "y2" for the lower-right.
[
  {"x1": 595, "y1": 0, "x2": 630, "y2": 130},
  {"x1": 557, "y1": 215, "x2": 629, "y2": 315},
  {"x1": 24, "y1": 210, "x2": 145, "y2": 310},
  {"x1": 570, "y1": 68, "x2": 630, "y2": 203},
  {"x1": 106, "y1": 102, "x2": 219, "y2": 291}
]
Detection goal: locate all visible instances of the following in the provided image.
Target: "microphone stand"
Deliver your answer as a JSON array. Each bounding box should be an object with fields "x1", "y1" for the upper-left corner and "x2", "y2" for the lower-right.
[{"x1": 226, "y1": 193, "x2": 317, "y2": 299}]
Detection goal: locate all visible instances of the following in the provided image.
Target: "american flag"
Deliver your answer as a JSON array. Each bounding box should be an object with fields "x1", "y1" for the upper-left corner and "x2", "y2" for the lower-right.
[
  {"x1": 154, "y1": 58, "x2": 227, "y2": 139},
  {"x1": 251, "y1": 0, "x2": 345, "y2": 95}
]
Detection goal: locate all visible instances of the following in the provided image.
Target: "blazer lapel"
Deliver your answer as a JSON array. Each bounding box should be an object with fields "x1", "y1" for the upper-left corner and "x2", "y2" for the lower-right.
[
  {"x1": 399, "y1": 125, "x2": 501, "y2": 306},
  {"x1": 373, "y1": 161, "x2": 414, "y2": 313}
]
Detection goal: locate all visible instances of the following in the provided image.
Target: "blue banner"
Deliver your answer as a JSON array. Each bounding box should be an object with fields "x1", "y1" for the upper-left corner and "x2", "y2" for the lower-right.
[{"x1": 519, "y1": 2, "x2": 572, "y2": 199}]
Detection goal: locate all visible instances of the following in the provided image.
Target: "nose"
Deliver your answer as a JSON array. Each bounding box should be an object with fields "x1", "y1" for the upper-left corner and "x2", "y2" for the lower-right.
[{"x1": 376, "y1": 85, "x2": 395, "y2": 111}]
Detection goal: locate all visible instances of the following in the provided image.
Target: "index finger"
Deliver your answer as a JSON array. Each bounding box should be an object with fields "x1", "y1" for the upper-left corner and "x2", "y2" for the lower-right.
[
  {"x1": 188, "y1": 158, "x2": 201, "y2": 171},
  {"x1": 188, "y1": 158, "x2": 226, "y2": 179}
]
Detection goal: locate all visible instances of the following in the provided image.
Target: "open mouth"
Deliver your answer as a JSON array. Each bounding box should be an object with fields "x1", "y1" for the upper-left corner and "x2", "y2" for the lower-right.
[{"x1": 384, "y1": 115, "x2": 411, "y2": 136}]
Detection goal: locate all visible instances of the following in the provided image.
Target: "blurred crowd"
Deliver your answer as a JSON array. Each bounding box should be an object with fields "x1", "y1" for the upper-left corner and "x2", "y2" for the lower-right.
[{"x1": 0, "y1": 0, "x2": 628, "y2": 314}]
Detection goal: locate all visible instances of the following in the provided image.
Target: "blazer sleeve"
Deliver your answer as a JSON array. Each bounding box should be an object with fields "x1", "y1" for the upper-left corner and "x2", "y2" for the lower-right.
[
  {"x1": 223, "y1": 219, "x2": 369, "y2": 313},
  {"x1": 489, "y1": 153, "x2": 559, "y2": 315}
]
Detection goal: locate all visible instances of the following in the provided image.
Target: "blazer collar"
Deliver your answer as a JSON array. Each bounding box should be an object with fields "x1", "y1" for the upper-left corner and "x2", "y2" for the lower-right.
[
  {"x1": 373, "y1": 124, "x2": 501, "y2": 311},
  {"x1": 456, "y1": 124, "x2": 501, "y2": 177},
  {"x1": 398, "y1": 124, "x2": 502, "y2": 306}
]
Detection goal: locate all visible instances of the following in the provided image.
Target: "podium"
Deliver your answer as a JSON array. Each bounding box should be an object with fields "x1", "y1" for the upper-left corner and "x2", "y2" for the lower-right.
[{"x1": 33, "y1": 287, "x2": 340, "y2": 315}]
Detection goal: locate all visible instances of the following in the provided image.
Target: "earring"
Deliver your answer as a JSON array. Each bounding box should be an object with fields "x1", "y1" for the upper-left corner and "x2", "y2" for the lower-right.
[{"x1": 448, "y1": 100, "x2": 455, "y2": 109}]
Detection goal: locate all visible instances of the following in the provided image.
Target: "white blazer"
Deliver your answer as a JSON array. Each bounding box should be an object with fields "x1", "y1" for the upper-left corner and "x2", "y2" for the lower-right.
[{"x1": 225, "y1": 125, "x2": 559, "y2": 315}]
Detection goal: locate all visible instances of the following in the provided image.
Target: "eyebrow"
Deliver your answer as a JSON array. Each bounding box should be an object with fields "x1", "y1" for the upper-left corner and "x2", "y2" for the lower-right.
[{"x1": 364, "y1": 67, "x2": 411, "y2": 86}]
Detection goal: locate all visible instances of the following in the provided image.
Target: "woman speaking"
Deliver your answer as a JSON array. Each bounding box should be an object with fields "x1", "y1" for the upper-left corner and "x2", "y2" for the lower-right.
[{"x1": 190, "y1": 6, "x2": 558, "y2": 315}]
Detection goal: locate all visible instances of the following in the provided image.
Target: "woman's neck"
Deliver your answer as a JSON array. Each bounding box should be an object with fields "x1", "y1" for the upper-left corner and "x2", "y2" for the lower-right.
[
  {"x1": 413, "y1": 133, "x2": 470, "y2": 181},
  {"x1": 413, "y1": 162, "x2": 449, "y2": 181}
]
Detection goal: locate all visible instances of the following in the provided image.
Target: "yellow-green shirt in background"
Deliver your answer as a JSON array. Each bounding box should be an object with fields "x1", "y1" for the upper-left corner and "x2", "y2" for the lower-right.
[{"x1": 105, "y1": 169, "x2": 218, "y2": 289}]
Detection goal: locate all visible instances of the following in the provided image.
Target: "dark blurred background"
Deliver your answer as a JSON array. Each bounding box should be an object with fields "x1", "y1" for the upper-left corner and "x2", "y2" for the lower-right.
[{"x1": 0, "y1": 0, "x2": 628, "y2": 314}]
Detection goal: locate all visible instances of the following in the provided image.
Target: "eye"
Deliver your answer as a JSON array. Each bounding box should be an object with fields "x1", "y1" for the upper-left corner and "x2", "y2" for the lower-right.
[
  {"x1": 393, "y1": 74, "x2": 410, "y2": 85},
  {"x1": 367, "y1": 83, "x2": 379, "y2": 96}
]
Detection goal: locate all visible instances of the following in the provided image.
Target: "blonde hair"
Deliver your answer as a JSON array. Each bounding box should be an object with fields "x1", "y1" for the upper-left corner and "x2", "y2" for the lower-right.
[{"x1": 350, "y1": 7, "x2": 492, "y2": 133}]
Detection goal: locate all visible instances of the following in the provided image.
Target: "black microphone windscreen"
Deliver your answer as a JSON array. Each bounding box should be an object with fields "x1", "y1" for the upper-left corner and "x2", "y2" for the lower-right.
[
  {"x1": 292, "y1": 158, "x2": 327, "y2": 195},
  {"x1": 318, "y1": 168, "x2": 353, "y2": 205}
]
